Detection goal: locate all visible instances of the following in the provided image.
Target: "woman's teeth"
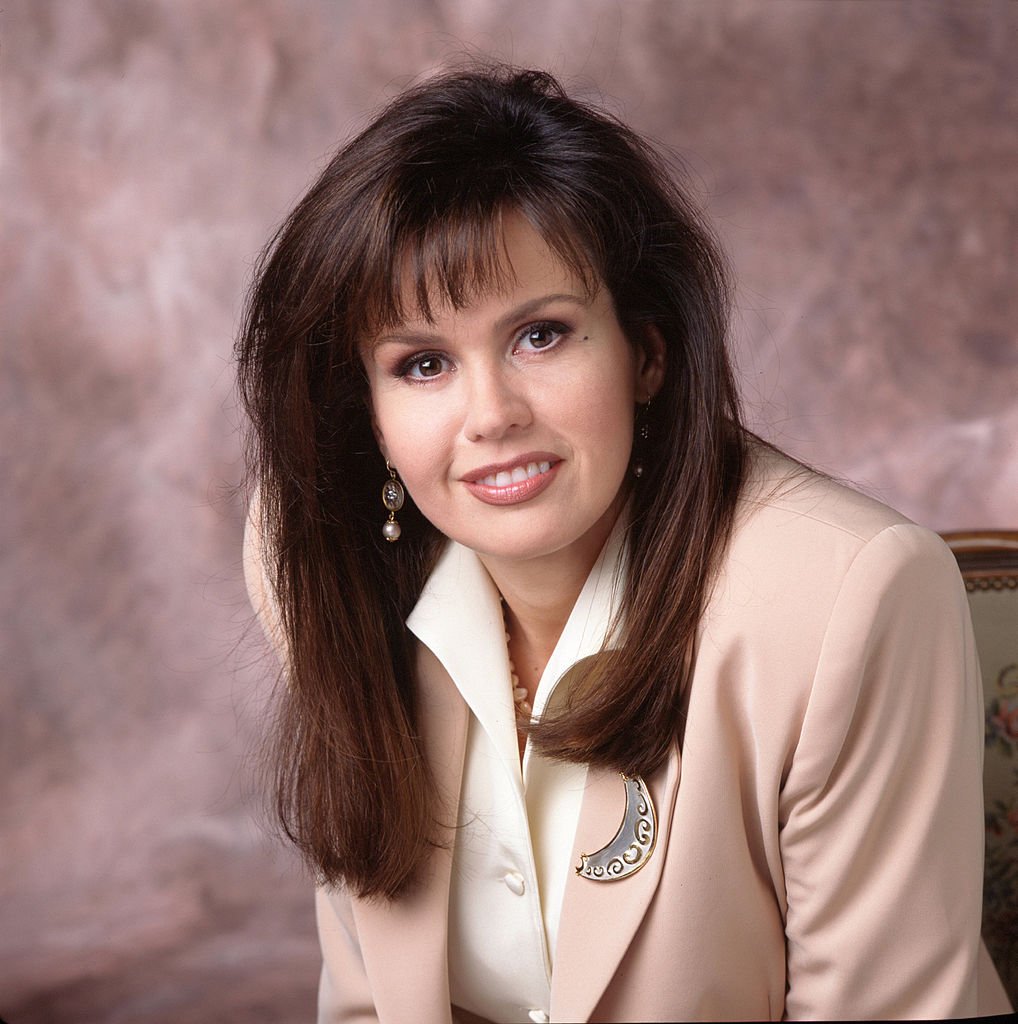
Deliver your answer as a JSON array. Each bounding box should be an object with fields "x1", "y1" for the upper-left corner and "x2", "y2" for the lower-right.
[{"x1": 480, "y1": 461, "x2": 551, "y2": 488}]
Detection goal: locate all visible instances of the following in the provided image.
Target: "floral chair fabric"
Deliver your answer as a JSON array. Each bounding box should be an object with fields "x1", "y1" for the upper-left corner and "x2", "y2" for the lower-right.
[{"x1": 943, "y1": 531, "x2": 1018, "y2": 1005}]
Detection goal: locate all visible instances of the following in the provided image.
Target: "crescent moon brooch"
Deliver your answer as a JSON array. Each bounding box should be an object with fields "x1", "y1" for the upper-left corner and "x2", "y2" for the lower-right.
[{"x1": 575, "y1": 773, "x2": 657, "y2": 881}]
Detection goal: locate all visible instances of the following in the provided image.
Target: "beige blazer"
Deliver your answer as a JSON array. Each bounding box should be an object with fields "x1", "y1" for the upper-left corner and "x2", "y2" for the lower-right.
[{"x1": 264, "y1": 450, "x2": 1010, "y2": 1021}]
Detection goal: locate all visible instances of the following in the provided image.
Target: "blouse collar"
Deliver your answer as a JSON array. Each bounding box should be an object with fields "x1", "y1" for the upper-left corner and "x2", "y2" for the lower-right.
[{"x1": 407, "y1": 520, "x2": 628, "y2": 772}]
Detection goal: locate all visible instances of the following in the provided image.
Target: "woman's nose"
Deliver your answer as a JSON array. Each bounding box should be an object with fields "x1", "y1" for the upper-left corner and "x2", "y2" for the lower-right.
[{"x1": 461, "y1": 368, "x2": 532, "y2": 442}]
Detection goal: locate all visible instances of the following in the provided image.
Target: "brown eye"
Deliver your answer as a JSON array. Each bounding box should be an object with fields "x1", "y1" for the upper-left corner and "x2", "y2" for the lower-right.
[
  {"x1": 516, "y1": 321, "x2": 568, "y2": 352},
  {"x1": 399, "y1": 352, "x2": 449, "y2": 380}
]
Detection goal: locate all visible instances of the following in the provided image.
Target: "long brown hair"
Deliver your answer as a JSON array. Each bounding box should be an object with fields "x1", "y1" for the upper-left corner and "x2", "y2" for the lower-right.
[{"x1": 236, "y1": 64, "x2": 746, "y2": 899}]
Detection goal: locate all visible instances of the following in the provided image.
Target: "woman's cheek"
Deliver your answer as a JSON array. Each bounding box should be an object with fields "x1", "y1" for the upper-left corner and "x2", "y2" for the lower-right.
[{"x1": 385, "y1": 421, "x2": 451, "y2": 503}]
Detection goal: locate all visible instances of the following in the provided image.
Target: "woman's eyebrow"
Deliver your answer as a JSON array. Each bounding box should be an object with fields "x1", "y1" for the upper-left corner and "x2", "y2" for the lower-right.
[
  {"x1": 371, "y1": 292, "x2": 589, "y2": 351},
  {"x1": 492, "y1": 292, "x2": 588, "y2": 332}
]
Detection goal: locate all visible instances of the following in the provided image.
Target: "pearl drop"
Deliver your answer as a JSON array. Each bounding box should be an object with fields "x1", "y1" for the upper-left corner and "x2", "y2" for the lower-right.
[{"x1": 382, "y1": 520, "x2": 401, "y2": 542}]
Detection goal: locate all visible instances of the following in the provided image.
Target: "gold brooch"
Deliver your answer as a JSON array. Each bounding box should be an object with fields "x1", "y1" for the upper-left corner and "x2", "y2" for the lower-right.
[{"x1": 576, "y1": 773, "x2": 657, "y2": 881}]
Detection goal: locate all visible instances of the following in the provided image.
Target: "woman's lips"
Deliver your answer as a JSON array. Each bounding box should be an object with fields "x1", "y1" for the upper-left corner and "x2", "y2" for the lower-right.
[{"x1": 461, "y1": 457, "x2": 560, "y2": 506}]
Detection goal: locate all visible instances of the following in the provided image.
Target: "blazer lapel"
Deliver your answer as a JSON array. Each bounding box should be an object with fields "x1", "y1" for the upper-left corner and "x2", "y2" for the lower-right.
[
  {"x1": 351, "y1": 643, "x2": 469, "y2": 1023},
  {"x1": 551, "y1": 744, "x2": 682, "y2": 1022}
]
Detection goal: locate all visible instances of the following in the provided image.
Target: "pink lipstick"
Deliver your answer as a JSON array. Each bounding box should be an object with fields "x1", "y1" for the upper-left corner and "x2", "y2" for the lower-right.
[{"x1": 461, "y1": 455, "x2": 560, "y2": 506}]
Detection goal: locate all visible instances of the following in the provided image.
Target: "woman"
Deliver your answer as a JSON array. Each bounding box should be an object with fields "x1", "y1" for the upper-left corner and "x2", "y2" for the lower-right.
[{"x1": 238, "y1": 66, "x2": 1007, "y2": 1021}]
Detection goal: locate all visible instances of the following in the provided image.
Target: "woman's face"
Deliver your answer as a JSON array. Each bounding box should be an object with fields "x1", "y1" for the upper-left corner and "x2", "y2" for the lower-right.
[{"x1": 361, "y1": 215, "x2": 664, "y2": 572}]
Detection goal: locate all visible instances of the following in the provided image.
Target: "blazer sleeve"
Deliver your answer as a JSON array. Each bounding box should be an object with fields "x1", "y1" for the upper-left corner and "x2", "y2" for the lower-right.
[
  {"x1": 315, "y1": 886, "x2": 380, "y2": 1024},
  {"x1": 778, "y1": 523, "x2": 984, "y2": 1020}
]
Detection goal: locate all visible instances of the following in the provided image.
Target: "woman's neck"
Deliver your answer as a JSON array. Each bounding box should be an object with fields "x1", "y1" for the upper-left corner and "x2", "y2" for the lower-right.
[
  {"x1": 479, "y1": 499, "x2": 623, "y2": 692},
  {"x1": 497, "y1": 574, "x2": 579, "y2": 687},
  {"x1": 489, "y1": 562, "x2": 583, "y2": 737}
]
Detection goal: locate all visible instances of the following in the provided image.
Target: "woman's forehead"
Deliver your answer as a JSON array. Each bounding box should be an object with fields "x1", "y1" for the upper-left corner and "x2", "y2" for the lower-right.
[{"x1": 379, "y1": 214, "x2": 599, "y2": 331}]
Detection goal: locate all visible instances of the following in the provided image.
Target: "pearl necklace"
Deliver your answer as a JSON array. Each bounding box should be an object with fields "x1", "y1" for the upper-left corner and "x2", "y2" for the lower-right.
[{"x1": 502, "y1": 601, "x2": 533, "y2": 720}]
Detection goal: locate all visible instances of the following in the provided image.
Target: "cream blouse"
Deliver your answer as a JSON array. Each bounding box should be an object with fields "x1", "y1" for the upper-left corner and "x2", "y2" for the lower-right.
[{"x1": 405, "y1": 524, "x2": 626, "y2": 1024}]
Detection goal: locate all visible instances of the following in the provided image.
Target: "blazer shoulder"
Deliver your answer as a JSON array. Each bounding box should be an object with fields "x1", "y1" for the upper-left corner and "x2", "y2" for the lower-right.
[
  {"x1": 737, "y1": 443, "x2": 918, "y2": 550},
  {"x1": 715, "y1": 444, "x2": 961, "y2": 649}
]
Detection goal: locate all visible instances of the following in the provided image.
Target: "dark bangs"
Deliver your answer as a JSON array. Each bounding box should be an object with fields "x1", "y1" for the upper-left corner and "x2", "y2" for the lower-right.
[
  {"x1": 319, "y1": 66, "x2": 647, "y2": 343},
  {"x1": 354, "y1": 200, "x2": 602, "y2": 337}
]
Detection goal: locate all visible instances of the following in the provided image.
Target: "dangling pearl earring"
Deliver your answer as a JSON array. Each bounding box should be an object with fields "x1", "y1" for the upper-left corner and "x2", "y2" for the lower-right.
[
  {"x1": 381, "y1": 461, "x2": 405, "y2": 542},
  {"x1": 632, "y1": 398, "x2": 651, "y2": 479}
]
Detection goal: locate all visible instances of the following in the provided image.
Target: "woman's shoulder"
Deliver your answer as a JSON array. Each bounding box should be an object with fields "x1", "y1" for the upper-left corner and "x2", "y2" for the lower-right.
[
  {"x1": 718, "y1": 441, "x2": 960, "y2": 626},
  {"x1": 696, "y1": 442, "x2": 972, "y2": 776},
  {"x1": 737, "y1": 441, "x2": 915, "y2": 546}
]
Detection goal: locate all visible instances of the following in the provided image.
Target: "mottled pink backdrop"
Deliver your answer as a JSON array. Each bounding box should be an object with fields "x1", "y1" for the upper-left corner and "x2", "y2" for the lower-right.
[{"x1": 2, "y1": 1, "x2": 1015, "y2": 1021}]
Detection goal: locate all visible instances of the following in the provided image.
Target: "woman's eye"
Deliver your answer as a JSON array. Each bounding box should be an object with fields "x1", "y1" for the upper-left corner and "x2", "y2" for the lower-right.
[
  {"x1": 515, "y1": 321, "x2": 568, "y2": 352},
  {"x1": 399, "y1": 353, "x2": 448, "y2": 380}
]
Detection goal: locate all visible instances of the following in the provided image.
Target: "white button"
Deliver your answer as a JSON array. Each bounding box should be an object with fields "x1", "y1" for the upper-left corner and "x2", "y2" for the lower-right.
[
  {"x1": 503, "y1": 871, "x2": 526, "y2": 896},
  {"x1": 527, "y1": 1011, "x2": 549, "y2": 1023}
]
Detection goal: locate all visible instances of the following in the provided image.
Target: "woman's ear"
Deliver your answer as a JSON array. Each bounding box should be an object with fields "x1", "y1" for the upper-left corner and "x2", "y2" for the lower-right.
[{"x1": 635, "y1": 325, "x2": 667, "y2": 402}]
